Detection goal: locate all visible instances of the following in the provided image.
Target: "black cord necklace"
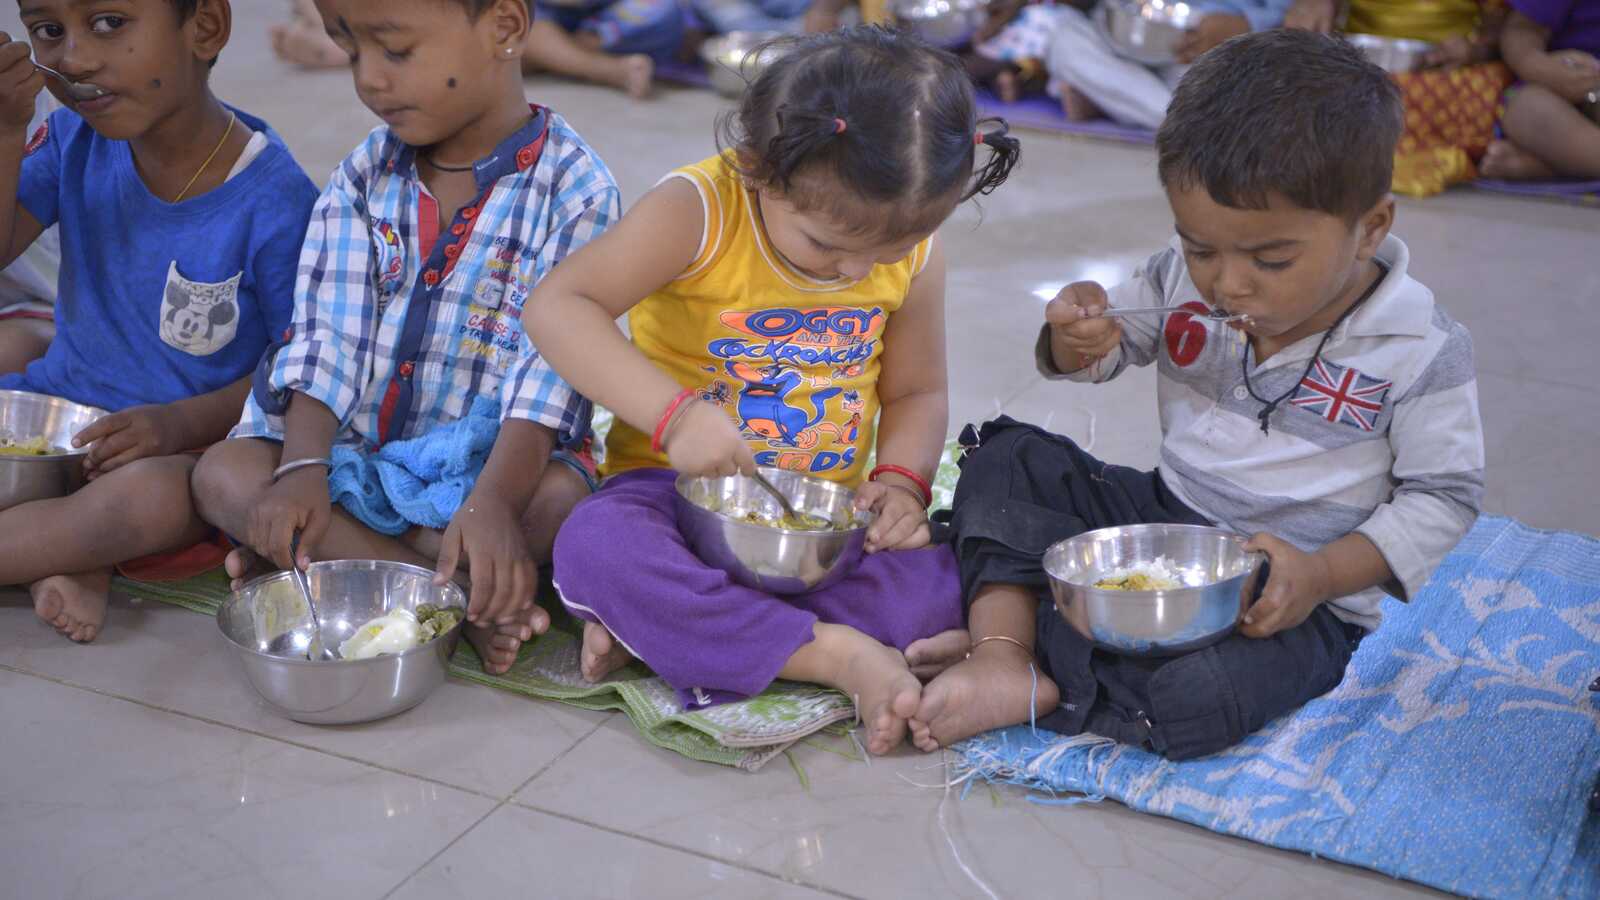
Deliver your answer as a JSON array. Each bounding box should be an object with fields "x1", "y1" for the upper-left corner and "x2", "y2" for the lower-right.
[{"x1": 1241, "y1": 261, "x2": 1389, "y2": 435}]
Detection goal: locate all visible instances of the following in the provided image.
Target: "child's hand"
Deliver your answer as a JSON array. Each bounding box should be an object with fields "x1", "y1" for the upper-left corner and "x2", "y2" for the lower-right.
[
  {"x1": 1239, "y1": 533, "x2": 1334, "y2": 638},
  {"x1": 1284, "y1": 0, "x2": 1338, "y2": 33},
  {"x1": 1539, "y1": 50, "x2": 1600, "y2": 104},
  {"x1": 0, "y1": 33, "x2": 44, "y2": 133},
  {"x1": 72, "y1": 404, "x2": 183, "y2": 479},
  {"x1": 1045, "y1": 281, "x2": 1121, "y2": 371},
  {"x1": 248, "y1": 468, "x2": 332, "y2": 572},
  {"x1": 664, "y1": 400, "x2": 757, "y2": 477},
  {"x1": 435, "y1": 495, "x2": 537, "y2": 628},
  {"x1": 856, "y1": 480, "x2": 930, "y2": 553},
  {"x1": 1176, "y1": 14, "x2": 1249, "y2": 64}
]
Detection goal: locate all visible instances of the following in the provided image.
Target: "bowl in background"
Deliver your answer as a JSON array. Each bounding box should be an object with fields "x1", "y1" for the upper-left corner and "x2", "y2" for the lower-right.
[{"x1": 0, "y1": 390, "x2": 104, "y2": 510}]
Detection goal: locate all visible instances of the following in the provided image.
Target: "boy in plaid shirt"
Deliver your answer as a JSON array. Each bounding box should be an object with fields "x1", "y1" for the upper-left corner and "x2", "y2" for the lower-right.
[{"x1": 194, "y1": 0, "x2": 618, "y2": 673}]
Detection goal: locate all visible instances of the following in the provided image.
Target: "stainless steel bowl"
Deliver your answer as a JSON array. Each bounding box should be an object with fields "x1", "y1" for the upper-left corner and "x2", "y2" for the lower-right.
[
  {"x1": 1346, "y1": 33, "x2": 1435, "y2": 74},
  {"x1": 701, "y1": 31, "x2": 787, "y2": 98},
  {"x1": 891, "y1": 0, "x2": 991, "y2": 49},
  {"x1": 675, "y1": 468, "x2": 872, "y2": 595},
  {"x1": 0, "y1": 390, "x2": 105, "y2": 510},
  {"x1": 1044, "y1": 524, "x2": 1268, "y2": 656},
  {"x1": 1096, "y1": 0, "x2": 1199, "y2": 66},
  {"x1": 217, "y1": 560, "x2": 468, "y2": 725}
]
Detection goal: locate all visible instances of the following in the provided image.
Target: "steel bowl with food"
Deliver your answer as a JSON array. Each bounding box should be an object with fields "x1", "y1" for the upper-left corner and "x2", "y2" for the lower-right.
[
  {"x1": 890, "y1": 0, "x2": 991, "y2": 49},
  {"x1": 1345, "y1": 33, "x2": 1435, "y2": 74},
  {"x1": 701, "y1": 31, "x2": 788, "y2": 98},
  {"x1": 0, "y1": 390, "x2": 105, "y2": 510},
  {"x1": 675, "y1": 467, "x2": 872, "y2": 595},
  {"x1": 1096, "y1": 0, "x2": 1199, "y2": 66},
  {"x1": 1044, "y1": 523, "x2": 1268, "y2": 656},
  {"x1": 217, "y1": 559, "x2": 468, "y2": 725}
]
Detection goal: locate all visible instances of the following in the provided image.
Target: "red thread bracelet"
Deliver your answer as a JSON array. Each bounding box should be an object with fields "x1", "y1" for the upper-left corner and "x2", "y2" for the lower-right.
[
  {"x1": 651, "y1": 388, "x2": 696, "y2": 454},
  {"x1": 869, "y1": 464, "x2": 933, "y2": 508}
]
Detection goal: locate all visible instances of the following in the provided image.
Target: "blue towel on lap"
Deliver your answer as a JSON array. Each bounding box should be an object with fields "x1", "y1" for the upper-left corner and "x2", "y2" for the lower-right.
[{"x1": 329, "y1": 397, "x2": 501, "y2": 536}]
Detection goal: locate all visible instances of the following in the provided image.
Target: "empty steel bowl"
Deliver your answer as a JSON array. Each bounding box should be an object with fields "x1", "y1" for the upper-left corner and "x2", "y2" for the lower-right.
[
  {"x1": 1044, "y1": 524, "x2": 1268, "y2": 656},
  {"x1": 701, "y1": 31, "x2": 787, "y2": 98},
  {"x1": 0, "y1": 390, "x2": 104, "y2": 510},
  {"x1": 1346, "y1": 33, "x2": 1435, "y2": 74},
  {"x1": 890, "y1": 0, "x2": 991, "y2": 49},
  {"x1": 217, "y1": 560, "x2": 468, "y2": 725},
  {"x1": 675, "y1": 468, "x2": 872, "y2": 595},
  {"x1": 1096, "y1": 0, "x2": 1199, "y2": 66}
]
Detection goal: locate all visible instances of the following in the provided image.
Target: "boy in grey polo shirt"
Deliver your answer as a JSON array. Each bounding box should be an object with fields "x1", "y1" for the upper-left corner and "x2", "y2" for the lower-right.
[{"x1": 910, "y1": 30, "x2": 1485, "y2": 760}]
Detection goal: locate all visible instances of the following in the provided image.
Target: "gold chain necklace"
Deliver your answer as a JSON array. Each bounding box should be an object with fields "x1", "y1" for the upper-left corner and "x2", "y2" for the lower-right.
[{"x1": 173, "y1": 111, "x2": 237, "y2": 203}]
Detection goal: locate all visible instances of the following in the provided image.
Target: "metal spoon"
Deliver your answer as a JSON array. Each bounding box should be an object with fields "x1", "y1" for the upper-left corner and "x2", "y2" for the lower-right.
[
  {"x1": 1096, "y1": 306, "x2": 1250, "y2": 325},
  {"x1": 750, "y1": 471, "x2": 829, "y2": 531},
  {"x1": 32, "y1": 61, "x2": 108, "y2": 101},
  {"x1": 288, "y1": 533, "x2": 335, "y2": 661}
]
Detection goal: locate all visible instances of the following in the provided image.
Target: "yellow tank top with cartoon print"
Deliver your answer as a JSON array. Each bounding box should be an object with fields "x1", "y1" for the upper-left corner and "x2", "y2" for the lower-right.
[{"x1": 603, "y1": 155, "x2": 934, "y2": 487}]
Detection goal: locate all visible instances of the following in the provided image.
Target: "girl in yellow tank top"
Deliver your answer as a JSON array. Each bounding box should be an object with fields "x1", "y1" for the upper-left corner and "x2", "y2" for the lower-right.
[{"x1": 525, "y1": 26, "x2": 1022, "y2": 755}]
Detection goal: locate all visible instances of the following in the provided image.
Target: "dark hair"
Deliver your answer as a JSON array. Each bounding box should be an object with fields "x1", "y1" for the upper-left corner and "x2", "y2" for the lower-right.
[
  {"x1": 1156, "y1": 29, "x2": 1402, "y2": 222},
  {"x1": 458, "y1": 0, "x2": 536, "y2": 15},
  {"x1": 165, "y1": 0, "x2": 219, "y2": 67},
  {"x1": 717, "y1": 25, "x2": 1020, "y2": 240}
]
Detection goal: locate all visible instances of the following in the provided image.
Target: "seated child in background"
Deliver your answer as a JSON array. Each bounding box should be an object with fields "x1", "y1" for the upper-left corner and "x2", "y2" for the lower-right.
[
  {"x1": 526, "y1": 26, "x2": 1018, "y2": 754},
  {"x1": 194, "y1": 0, "x2": 619, "y2": 676},
  {"x1": 0, "y1": 90, "x2": 58, "y2": 375},
  {"x1": 911, "y1": 30, "x2": 1485, "y2": 760},
  {"x1": 1046, "y1": 0, "x2": 1295, "y2": 128},
  {"x1": 273, "y1": 0, "x2": 665, "y2": 101},
  {"x1": 693, "y1": 0, "x2": 813, "y2": 37},
  {"x1": 963, "y1": 0, "x2": 1088, "y2": 104},
  {"x1": 0, "y1": 0, "x2": 318, "y2": 643},
  {"x1": 1483, "y1": 1, "x2": 1600, "y2": 179}
]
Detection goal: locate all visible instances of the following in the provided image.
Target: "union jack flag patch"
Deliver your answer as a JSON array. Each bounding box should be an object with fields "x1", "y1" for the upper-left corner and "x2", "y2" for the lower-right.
[{"x1": 1289, "y1": 359, "x2": 1393, "y2": 432}]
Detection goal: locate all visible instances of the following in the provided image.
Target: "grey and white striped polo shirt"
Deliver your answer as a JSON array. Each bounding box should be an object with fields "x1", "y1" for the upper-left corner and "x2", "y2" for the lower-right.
[{"x1": 1038, "y1": 234, "x2": 1484, "y2": 628}]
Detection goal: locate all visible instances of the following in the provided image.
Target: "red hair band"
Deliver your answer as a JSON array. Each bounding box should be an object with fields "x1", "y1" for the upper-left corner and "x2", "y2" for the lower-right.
[
  {"x1": 833, "y1": 118, "x2": 847, "y2": 135},
  {"x1": 974, "y1": 129, "x2": 984, "y2": 146}
]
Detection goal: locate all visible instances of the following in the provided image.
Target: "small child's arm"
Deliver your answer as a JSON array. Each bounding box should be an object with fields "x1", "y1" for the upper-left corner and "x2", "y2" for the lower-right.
[
  {"x1": 1037, "y1": 246, "x2": 1177, "y2": 382},
  {"x1": 0, "y1": 34, "x2": 49, "y2": 271},
  {"x1": 1502, "y1": 8, "x2": 1600, "y2": 103},
  {"x1": 523, "y1": 178, "x2": 753, "y2": 477},
  {"x1": 859, "y1": 238, "x2": 949, "y2": 552},
  {"x1": 71, "y1": 377, "x2": 252, "y2": 477},
  {"x1": 1242, "y1": 327, "x2": 1485, "y2": 638}
]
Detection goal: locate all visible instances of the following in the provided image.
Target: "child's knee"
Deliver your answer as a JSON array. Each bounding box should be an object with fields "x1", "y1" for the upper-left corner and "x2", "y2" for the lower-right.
[
  {"x1": 191, "y1": 440, "x2": 274, "y2": 526},
  {"x1": 523, "y1": 461, "x2": 592, "y2": 562},
  {"x1": 93, "y1": 456, "x2": 201, "y2": 537}
]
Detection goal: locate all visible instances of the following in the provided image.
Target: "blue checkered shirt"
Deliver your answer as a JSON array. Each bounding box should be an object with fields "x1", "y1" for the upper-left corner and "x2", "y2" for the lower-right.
[{"x1": 235, "y1": 108, "x2": 617, "y2": 448}]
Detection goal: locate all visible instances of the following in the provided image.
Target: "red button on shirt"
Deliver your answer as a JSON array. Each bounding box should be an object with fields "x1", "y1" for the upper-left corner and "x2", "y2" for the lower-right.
[
  {"x1": 423, "y1": 270, "x2": 440, "y2": 286},
  {"x1": 399, "y1": 361, "x2": 415, "y2": 377},
  {"x1": 451, "y1": 223, "x2": 466, "y2": 236}
]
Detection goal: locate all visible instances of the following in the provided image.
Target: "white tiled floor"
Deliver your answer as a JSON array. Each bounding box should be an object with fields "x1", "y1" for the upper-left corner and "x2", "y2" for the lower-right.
[{"x1": 3, "y1": 6, "x2": 1596, "y2": 899}]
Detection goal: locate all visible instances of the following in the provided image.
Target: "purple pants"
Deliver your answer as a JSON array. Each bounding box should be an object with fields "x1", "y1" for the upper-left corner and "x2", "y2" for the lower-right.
[{"x1": 552, "y1": 468, "x2": 964, "y2": 708}]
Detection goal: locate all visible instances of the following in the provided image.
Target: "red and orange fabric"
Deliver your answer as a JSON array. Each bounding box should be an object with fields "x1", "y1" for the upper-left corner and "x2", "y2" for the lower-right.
[{"x1": 1350, "y1": 0, "x2": 1512, "y2": 196}]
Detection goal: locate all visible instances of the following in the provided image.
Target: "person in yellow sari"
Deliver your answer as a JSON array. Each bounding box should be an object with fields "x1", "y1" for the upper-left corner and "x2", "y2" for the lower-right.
[{"x1": 1288, "y1": 0, "x2": 1512, "y2": 195}]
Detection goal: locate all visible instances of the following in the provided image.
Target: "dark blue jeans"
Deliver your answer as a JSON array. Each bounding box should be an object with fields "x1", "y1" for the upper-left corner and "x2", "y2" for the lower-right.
[{"x1": 947, "y1": 417, "x2": 1366, "y2": 760}]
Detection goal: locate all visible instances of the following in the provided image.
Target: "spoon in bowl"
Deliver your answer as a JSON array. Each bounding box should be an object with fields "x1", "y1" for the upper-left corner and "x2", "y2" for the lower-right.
[
  {"x1": 32, "y1": 61, "x2": 109, "y2": 101},
  {"x1": 750, "y1": 471, "x2": 830, "y2": 531},
  {"x1": 288, "y1": 533, "x2": 336, "y2": 661}
]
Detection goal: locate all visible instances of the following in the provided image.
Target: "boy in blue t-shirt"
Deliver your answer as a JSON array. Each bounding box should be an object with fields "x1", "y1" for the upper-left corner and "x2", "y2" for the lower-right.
[{"x1": 0, "y1": 0, "x2": 319, "y2": 643}]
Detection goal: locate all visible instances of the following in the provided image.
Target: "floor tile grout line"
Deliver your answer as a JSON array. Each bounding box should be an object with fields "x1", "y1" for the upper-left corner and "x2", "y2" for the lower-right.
[
  {"x1": 379, "y1": 801, "x2": 508, "y2": 900},
  {"x1": 510, "y1": 799, "x2": 865, "y2": 900},
  {"x1": 0, "y1": 662, "x2": 504, "y2": 801},
  {"x1": 507, "y1": 715, "x2": 610, "y2": 797}
]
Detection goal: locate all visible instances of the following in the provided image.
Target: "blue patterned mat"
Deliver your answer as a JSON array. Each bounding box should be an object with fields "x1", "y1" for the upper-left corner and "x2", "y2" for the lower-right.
[{"x1": 955, "y1": 516, "x2": 1600, "y2": 899}]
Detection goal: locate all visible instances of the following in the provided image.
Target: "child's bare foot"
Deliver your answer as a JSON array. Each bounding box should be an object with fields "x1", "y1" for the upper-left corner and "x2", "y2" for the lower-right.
[
  {"x1": 270, "y1": 21, "x2": 348, "y2": 70},
  {"x1": 465, "y1": 604, "x2": 546, "y2": 675},
  {"x1": 995, "y1": 69, "x2": 1020, "y2": 104},
  {"x1": 224, "y1": 546, "x2": 273, "y2": 592},
  {"x1": 579, "y1": 620, "x2": 634, "y2": 682},
  {"x1": 1060, "y1": 85, "x2": 1102, "y2": 122},
  {"x1": 32, "y1": 570, "x2": 112, "y2": 643},
  {"x1": 839, "y1": 637, "x2": 924, "y2": 754},
  {"x1": 904, "y1": 628, "x2": 971, "y2": 681},
  {"x1": 620, "y1": 54, "x2": 654, "y2": 100},
  {"x1": 1480, "y1": 139, "x2": 1557, "y2": 180},
  {"x1": 909, "y1": 640, "x2": 1058, "y2": 752}
]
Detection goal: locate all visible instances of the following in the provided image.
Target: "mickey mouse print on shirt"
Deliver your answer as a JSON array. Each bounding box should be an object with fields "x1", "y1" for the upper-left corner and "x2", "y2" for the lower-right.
[{"x1": 159, "y1": 261, "x2": 241, "y2": 357}]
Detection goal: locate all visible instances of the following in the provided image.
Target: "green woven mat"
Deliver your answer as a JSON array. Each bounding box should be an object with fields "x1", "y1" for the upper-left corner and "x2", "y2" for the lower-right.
[{"x1": 117, "y1": 434, "x2": 966, "y2": 771}]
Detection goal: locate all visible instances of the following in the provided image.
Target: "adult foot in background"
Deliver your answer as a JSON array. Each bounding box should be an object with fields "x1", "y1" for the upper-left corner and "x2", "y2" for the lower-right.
[{"x1": 1480, "y1": 139, "x2": 1558, "y2": 180}]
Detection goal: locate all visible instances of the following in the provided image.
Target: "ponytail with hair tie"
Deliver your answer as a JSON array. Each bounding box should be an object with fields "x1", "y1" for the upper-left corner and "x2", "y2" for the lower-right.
[{"x1": 965, "y1": 118, "x2": 1021, "y2": 200}]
